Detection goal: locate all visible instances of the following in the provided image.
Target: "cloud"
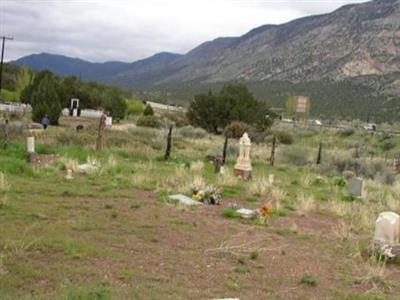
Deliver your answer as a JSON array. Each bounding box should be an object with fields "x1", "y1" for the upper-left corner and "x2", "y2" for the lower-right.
[{"x1": 0, "y1": 0, "x2": 368, "y2": 62}]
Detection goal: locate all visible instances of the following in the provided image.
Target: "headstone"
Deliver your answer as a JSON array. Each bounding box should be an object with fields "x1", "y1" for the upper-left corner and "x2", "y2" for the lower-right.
[
  {"x1": 105, "y1": 116, "x2": 112, "y2": 127},
  {"x1": 374, "y1": 212, "x2": 400, "y2": 246},
  {"x1": 268, "y1": 174, "x2": 274, "y2": 185},
  {"x1": 348, "y1": 177, "x2": 364, "y2": 198},
  {"x1": 65, "y1": 169, "x2": 73, "y2": 180},
  {"x1": 234, "y1": 133, "x2": 252, "y2": 180},
  {"x1": 27, "y1": 136, "x2": 35, "y2": 153},
  {"x1": 78, "y1": 163, "x2": 97, "y2": 173},
  {"x1": 236, "y1": 208, "x2": 257, "y2": 219},
  {"x1": 72, "y1": 109, "x2": 78, "y2": 117},
  {"x1": 219, "y1": 166, "x2": 225, "y2": 175},
  {"x1": 169, "y1": 194, "x2": 202, "y2": 206}
]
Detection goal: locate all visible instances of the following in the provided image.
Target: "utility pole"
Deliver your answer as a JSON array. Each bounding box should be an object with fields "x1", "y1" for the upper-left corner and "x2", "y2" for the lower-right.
[{"x1": 0, "y1": 36, "x2": 14, "y2": 95}]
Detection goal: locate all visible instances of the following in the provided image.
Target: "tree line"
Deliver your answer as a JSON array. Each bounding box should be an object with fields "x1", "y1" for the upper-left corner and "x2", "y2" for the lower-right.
[{"x1": 2, "y1": 64, "x2": 128, "y2": 124}]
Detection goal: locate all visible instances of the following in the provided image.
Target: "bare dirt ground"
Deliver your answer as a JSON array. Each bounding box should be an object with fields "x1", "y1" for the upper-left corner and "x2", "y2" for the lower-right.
[{"x1": 19, "y1": 189, "x2": 400, "y2": 299}]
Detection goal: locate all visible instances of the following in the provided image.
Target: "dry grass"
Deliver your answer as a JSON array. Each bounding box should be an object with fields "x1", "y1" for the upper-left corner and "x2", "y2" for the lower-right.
[
  {"x1": 296, "y1": 194, "x2": 317, "y2": 214},
  {"x1": 0, "y1": 172, "x2": 10, "y2": 193},
  {"x1": 324, "y1": 201, "x2": 351, "y2": 217},
  {"x1": 61, "y1": 157, "x2": 79, "y2": 172},
  {"x1": 359, "y1": 256, "x2": 392, "y2": 292},
  {"x1": 216, "y1": 169, "x2": 239, "y2": 187},
  {"x1": 190, "y1": 160, "x2": 204, "y2": 172},
  {"x1": 247, "y1": 176, "x2": 272, "y2": 197}
]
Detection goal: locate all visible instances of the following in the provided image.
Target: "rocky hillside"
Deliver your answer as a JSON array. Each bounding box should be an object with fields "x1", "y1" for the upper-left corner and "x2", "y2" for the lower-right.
[{"x1": 148, "y1": 0, "x2": 400, "y2": 86}]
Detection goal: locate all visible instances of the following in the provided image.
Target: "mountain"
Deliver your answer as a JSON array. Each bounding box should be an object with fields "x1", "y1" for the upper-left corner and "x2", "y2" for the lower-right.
[
  {"x1": 13, "y1": 52, "x2": 182, "y2": 83},
  {"x1": 145, "y1": 0, "x2": 400, "y2": 86},
  {"x1": 14, "y1": 0, "x2": 400, "y2": 87},
  {"x1": 12, "y1": 0, "x2": 400, "y2": 121}
]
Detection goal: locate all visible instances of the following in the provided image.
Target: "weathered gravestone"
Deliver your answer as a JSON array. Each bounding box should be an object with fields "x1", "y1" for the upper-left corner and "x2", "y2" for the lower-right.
[
  {"x1": 268, "y1": 174, "x2": 274, "y2": 185},
  {"x1": 105, "y1": 116, "x2": 113, "y2": 128},
  {"x1": 169, "y1": 194, "x2": 202, "y2": 206},
  {"x1": 27, "y1": 136, "x2": 35, "y2": 153},
  {"x1": 27, "y1": 136, "x2": 37, "y2": 163},
  {"x1": 65, "y1": 169, "x2": 73, "y2": 180},
  {"x1": 234, "y1": 133, "x2": 252, "y2": 180},
  {"x1": 374, "y1": 212, "x2": 400, "y2": 246},
  {"x1": 348, "y1": 177, "x2": 364, "y2": 198},
  {"x1": 373, "y1": 212, "x2": 400, "y2": 257}
]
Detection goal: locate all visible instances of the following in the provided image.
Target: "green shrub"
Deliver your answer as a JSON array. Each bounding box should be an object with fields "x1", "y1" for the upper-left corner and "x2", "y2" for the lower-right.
[
  {"x1": 381, "y1": 140, "x2": 396, "y2": 152},
  {"x1": 126, "y1": 100, "x2": 144, "y2": 116},
  {"x1": 273, "y1": 130, "x2": 294, "y2": 145},
  {"x1": 248, "y1": 128, "x2": 270, "y2": 144},
  {"x1": 297, "y1": 128, "x2": 318, "y2": 138},
  {"x1": 0, "y1": 122, "x2": 24, "y2": 139},
  {"x1": 250, "y1": 251, "x2": 259, "y2": 260},
  {"x1": 300, "y1": 274, "x2": 317, "y2": 286},
  {"x1": 225, "y1": 121, "x2": 252, "y2": 139},
  {"x1": 333, "y1": 177, "x2": 346, "y2": 187},
  {"x1": 222, "y1": 207, "x2": 241, "y2": 219},
  {"x1": 162, "y1": 111, "x2": 189, "y2": 127},
  {"x1": 136, "y1": 115, "x2": 162, "y2": 128},
  {"x1": 226, "y1": 144, "x2": 239, "y2": 158},
  {"x1": 280, "y1": 146, "x2": 309, "y2": 166},
  {"x1": 234, "y1": 266, "x2": 250, "y2": 273},
  {"x1": 375, "y1": 170, "x2": 396, "y2": 185},
  {"x1": 338, "y1": 128, "x2": 355, "y2": 137},
  {"x1": 143, "y1": 104, "x2": 154, "y2": 116},
  {"x1": 177, "y1": 126, "x2": 207, "y2": 139}
]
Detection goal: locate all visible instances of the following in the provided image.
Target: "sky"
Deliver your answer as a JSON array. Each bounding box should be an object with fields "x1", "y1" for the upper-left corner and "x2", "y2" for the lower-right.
[{"x1": 1, "y1": 0, "x2": 369, "y2": 63}]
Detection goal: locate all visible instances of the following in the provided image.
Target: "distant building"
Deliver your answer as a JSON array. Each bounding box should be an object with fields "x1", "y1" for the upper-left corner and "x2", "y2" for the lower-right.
[{"x1": 145, "y1": 101, "x2": 186, "y2": 112}]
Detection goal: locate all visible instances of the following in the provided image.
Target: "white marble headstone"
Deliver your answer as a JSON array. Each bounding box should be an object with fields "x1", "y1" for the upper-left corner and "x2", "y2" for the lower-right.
[
  {"x1": 105, "y1": 116, "x2": 113, "y2": 127},
  {"x1": 374, "y1": 212, "x2": 400, "y2": 246},
  {"x1": 27, "y1": 136, "x2": 35, "y2": 153}
]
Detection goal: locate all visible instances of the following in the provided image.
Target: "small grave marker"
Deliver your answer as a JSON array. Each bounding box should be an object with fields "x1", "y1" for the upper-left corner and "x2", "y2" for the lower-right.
[
  {"x1": 169, "y1": 194, "x2": 202, "y2": 206},
  {"x1": 268, "y1": 174, "x2": 274, "y2": 185},
  {"x1": 374, "y1": 212, "x2": 400, "y2": 246},
  {"x1": 105, "y1": 116, "x2": 112, "y2": 127},
  {"x1": 348, "y1": 177, "x2": 364, "y2": 198},
  {"x1": 27, "y1": 136, "x2": 35, "y2": 153}
]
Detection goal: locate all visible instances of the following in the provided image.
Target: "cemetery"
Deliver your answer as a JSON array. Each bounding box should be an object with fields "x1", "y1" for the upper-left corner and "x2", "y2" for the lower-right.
[{"x1": 2, "y1": 96, "x2": 400, "y2": 299}]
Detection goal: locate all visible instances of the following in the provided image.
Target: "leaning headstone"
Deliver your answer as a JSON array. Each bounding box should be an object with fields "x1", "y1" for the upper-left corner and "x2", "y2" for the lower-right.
[
  {"x1": 374, "y1": 212, "x2": 400, "y2": 246},
  {"x1": 348, "y1": 177, "x2": 364, "y2": 198},
  {"x1": 234, "y1": 133, "x2": 252, "y2": 180},
  {"x1": 169, "y1": 194, "x2": 202, "y2": 206}
]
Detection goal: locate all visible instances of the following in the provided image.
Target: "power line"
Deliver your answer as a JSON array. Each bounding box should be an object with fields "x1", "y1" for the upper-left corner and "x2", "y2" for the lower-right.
[{"x1": 0, "y1": 36, "x2": 14, "y2": 96}]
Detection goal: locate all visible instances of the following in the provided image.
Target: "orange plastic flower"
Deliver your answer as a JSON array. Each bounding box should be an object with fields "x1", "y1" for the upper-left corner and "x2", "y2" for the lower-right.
[{"x1": 259, "y1": 203, "x2": 270, "y2": 217}]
